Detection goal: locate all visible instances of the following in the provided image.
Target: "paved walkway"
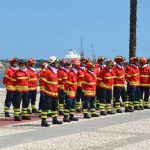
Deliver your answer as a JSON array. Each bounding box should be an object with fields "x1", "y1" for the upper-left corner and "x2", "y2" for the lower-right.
[{"x1": 0, "y1": 90, "x2": 150, "y2": 150}]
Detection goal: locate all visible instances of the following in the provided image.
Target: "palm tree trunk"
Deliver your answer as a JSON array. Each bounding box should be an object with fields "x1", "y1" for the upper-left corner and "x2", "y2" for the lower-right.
[{"x1": 129, "y1": 0, "x2": 137, "y2": 58}]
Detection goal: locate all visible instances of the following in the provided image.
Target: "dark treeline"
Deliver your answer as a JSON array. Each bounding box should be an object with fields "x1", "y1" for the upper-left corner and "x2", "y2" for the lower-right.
[{"x1": 0, "y1": 59, "x2": 47, "y2": 68}]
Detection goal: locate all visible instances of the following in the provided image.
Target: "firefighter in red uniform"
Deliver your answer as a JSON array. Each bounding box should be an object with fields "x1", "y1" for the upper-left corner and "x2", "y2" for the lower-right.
[
  {"x1": 61, "y1": 59, "x2": 71, "y2": 114},
  {"x1": 57, "y1": 59, "x2": 66, "y2": 115},
  {"x1": 37, "y1": 62, "x2": 48, "y2": 115},
  {"x1": 41, "y1": 56, "x2": 62, "y2": 127},
  {"x1": 139, "y1": 57, "x2": 150, "y2": 109},
  {"x1": 94, "y1": 56, "x2": 106, "y2": 110},
  {"x1": 76, "y1": 58, "x2": 88, "y2": 112},
  {"x1": 113, "y1": 56, "x2": 130, "y2": 112},
  {"x1": 82, "y1": 61, "x2": 99, "y2": 118},
  {"x1": 27, "y1": 58, "x2": 38, "y2": 113},
  {"x1": 63, "y1": 59, "x2": 80, "y2": 122},
  {"x1": 13, "y1": 60, "x2": 31, "y2": 121},
  {"x1": 125, "y1": 57, "x2": 141, "y2": 111},
  {"x1": 98, "y1": 59, "x2": 116, "y2": 115},
  {"x1": 58, "y1": 59, "x2": 71, "y2": 115},
  {"x1": 3, "y1": 58, "x2": 18, "y2": 117}
]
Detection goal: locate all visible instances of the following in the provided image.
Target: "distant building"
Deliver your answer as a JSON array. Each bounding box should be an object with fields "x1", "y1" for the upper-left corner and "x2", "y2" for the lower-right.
[{"x1": 64, "y1": 49, "x2": 80, "y2": 59}]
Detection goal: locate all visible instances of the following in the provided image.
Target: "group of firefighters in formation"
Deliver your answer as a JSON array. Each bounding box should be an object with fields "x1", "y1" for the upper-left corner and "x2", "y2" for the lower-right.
[{"x1": 3, "y1": 55, "x2": 150, "y2": 127}]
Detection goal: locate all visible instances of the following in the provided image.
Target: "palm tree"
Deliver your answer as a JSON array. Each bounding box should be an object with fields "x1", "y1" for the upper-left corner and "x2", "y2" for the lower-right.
[{"x1": 129, "y1": 0, "x2": 137, "y2": 58}]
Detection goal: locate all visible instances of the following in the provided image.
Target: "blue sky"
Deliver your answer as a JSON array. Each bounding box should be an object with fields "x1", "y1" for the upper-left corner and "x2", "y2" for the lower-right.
[{"x1": 0, "y1": 0, "x2": 149, "y2": 60}]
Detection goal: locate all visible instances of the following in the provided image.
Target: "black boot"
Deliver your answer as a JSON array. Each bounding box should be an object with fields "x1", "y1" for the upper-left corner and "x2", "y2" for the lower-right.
[
  {"x1": 134, "y1": 106, "x2": 141, "y2": 110},
  {"x1": 144, "y1": 106, "x2": 150, "y2": 109},
  {"x1": 47, "y1": 113, "x2": 51, "y2": 117},
  {"x1": 22, "y1": 116, "x2": 31, "y2": 120},
  {"x1": 100, "y1": 111, "x2": 107, "y2": 116},
  {"x1": 52, "y1": 117, "x2": 63, "y2": 124},
  {"x1": 76, "y1": 109, "x2": 82, "y2": 113},
  {"x1": 27, "y1": 109, "x2": 32, "y2": 114},
  {"x1": 41, "y1": 119, "x2": 49, "y2": 127},
  {"x1": 116, "y1": 109, "x2": 123, "y2": 113},
  {"x1": 125, "y1": 107, "x2": 134, "y2": 112},
  {"x1": 59, "y1": 111, "x2": 64, "y2": 116},
  {"x1": 32, "y1": 108, "x2": 38, "y2": 113},
  {"x1": 91, "y1": 113, "x2": 100, "y2": 117},
  {"x1": 5, "y1": 112, "x2": 10, "y2": 117},
  {"x1": 107, "y1": 110, "x2": 116, "y2": 114},
  {"x1": 113, "y1": 101, "x2": 116, "y2": 107},
  {"x1": 14, "y1": 116, "x2": 22, "y2": 121},
  {"x1": 139, "y1": 106, "x2": 144, "y2": 110},
  {"x1": 84, "y1": 113, "x2": 91, "y2": 119},
  {"x1": 63, "y1": 115, "x2": 71, "y2": 122},
  {"x1": 69, "y1": 114, "x2": 79, "y2": 121}
]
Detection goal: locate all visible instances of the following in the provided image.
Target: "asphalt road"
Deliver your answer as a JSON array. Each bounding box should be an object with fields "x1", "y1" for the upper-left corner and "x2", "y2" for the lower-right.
[{"x1": 0, "y1": 109, "x2": 150, "y2": 150}]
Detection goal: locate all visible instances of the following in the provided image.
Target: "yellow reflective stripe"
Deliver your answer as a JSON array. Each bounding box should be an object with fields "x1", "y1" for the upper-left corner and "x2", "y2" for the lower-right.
[
  {"x1": 67, "y1": 91, "x2": 76, "y2": 97},
  {"x1": 77, "y1": 82, "x2": 82, "y2": 86},
  {"x1": 83, "y1": 90, "x2": 95, "y2": 95},
  {"x1": 114, "y1": 84, "x2": 125, "y2": 87},
  {"x1": 29, "y1": 78, "x2": 37, "y2": 81},
  {"x1": 100, "y1": 82, "x2": 112, "y2": 89},
  {"x1": 40, "y1": 86, "x2": 44, "y2": 90},
  {"x1": 140, "y1": 84, "x2": 150, "y2": 86},
  {"x1": 83, "y1": 82, "x2": 96, "y2": 85},
  {"x1": 67, "y1": 81, "x2": 77, "y2": 85},
  {"x1": 132, "y1": 73, "x2": 139, "y2": 76},
  {"x1": 41, "y1": 78, "x2": 47, "y2": 82},
  {"x1": 140, "y1": 75, "x2": 150, "y2": 77},
  {"x1": 114, "y1": 75, "x2": 125, "y2": 79},
  {"x1": 30, "y1": 87, "x2": 37, "y2": 90},
  {"x1": 126, "y1": 73, "x2": 139, "y2": 77},
  {"x1": 4, "y1": 75, "x2": 16, "y2": 81},
  {"x1": 129, "y1": 81, "x2": 140, "y2": 86},
  {"x1": 45, "y1": 80, "x2": 58, "y2": 85},
  {"x1": 104, "y1": 76, "x2": 114, "y2": 79},
  {"x1": 126, "y1": 74, "x2": 132, "y2": 77},
  {"x1": 79, "y1": 75, "x2": 84, "y2": 77},
  {"x1": 59, "y1": 85, "x2": 64, "y2": 89},
  {"x1": 58, "y1": 78, "x2": 62, "y2": 81},
  {"x1": 6, "y1": 85, "x2": 16, "y2": 90},
  {"x1": 17, "y1": 77, "x2": 29, "y2": 80},
  {"x1": 97, "y1": 77, "x2": 102, "y2": 80},
  {"x1": 15, "y1": 85, "x2": 29, "y2": 90},
  {"x1": 44, "y1": 89, "x2": 58, "y2": 97}
]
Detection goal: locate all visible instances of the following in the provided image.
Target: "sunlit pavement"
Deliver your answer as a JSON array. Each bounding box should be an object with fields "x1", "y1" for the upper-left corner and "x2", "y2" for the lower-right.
[{"x1": 0, "y1": 90, "x2": 150, "y2": 150}]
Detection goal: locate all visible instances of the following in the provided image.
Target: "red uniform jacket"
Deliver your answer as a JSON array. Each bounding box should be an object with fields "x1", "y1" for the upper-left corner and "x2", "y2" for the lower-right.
[
  {"x1": 37, "y1": 68, "x2": 47, "y2": 92},
  {"x1": 67, "y1": 68, "x2": 78, "y2": 98},
  {"x1": 94, "y1": 64, "x2": 106, "y2": 86},
  {"x1": 113, "y1": 65, "x2": 125, "y2": 87},
  {"x1": 27, "y1": 68, "x2": 37, "y2": 91},
  {"x1": 3, "y1": 66, "x2": 16, "y2": 91},
  {"x1": 82, "y1": 70, "x2": 96, "y2": 97},
  {"x1": 98, "y1": 67, "x2": 114, "y2": 90},
  {"x1": 63, "y1": 68, "x2": 69, "y2": 92},
  {"x1": 58, "y1": 67, "x2": 68, "y2": 90},
  {"x1": 139, "y1": 64, "x2": 150, "y2": 87},
  {"x1": 43, "y1": 67, "x2": 58, "y2": 97},
  {"x1": 125, "y1": 64, "x2": 140, "y2": 87},
  {"x1": 13, "y1": 69, "x2": 30, "y2": 92},
  {"x1": 77, "y1": 67, "x2": 86, "y2": 89}
]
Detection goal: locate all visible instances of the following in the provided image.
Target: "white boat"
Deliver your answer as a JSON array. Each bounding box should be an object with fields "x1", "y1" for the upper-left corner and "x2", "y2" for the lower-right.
[{"x1": 64, "y1": 49, "x2": 80, "y2": 59}]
